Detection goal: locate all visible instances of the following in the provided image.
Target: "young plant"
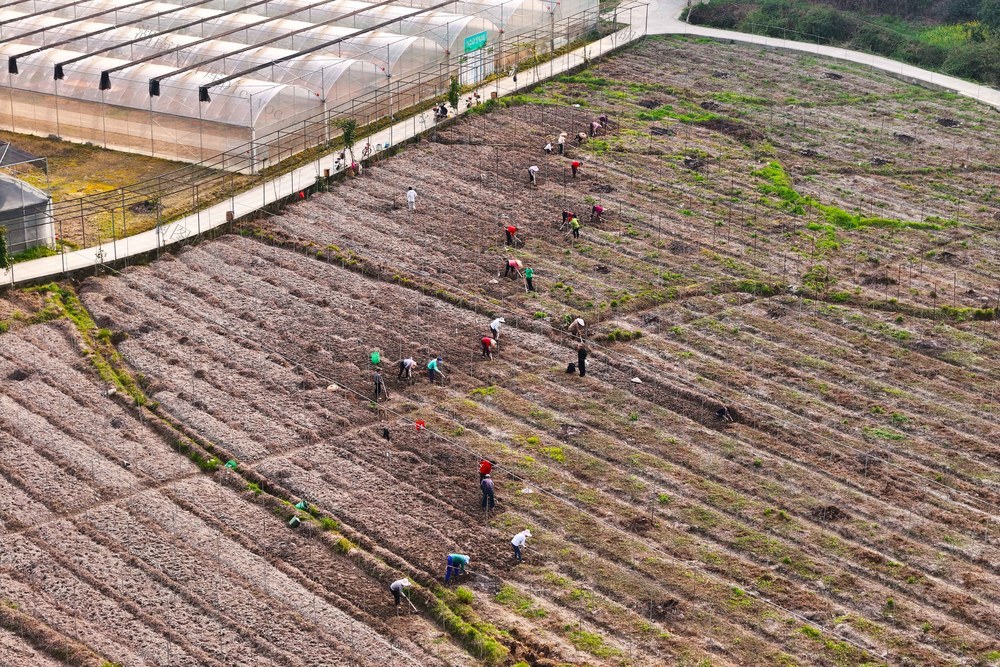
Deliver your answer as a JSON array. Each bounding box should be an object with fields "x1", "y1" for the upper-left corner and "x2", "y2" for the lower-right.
[
  {"x1": 448, "y1": 76, "x2": 461, "y2": 111},
  {"x1": 336, "y1": 118, "x2": 358, "y2": 163}
]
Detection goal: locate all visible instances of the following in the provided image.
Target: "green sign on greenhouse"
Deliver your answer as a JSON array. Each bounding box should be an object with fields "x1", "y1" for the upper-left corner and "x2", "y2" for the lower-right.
[{"x1": 463, "y1": 31, "x2": 488, "y2": 53}]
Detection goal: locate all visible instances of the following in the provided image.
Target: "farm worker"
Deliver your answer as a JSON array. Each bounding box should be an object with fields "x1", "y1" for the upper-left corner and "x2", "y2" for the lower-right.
[
  {"x1": 511, "y1": 529, "x2": 532, "y2": 562},
  {"x1": 406, "y1": 186, "x2": 417, "y2": 211},
  {"x1": 479, "y1": 458, "x2": 493, "y2": 481},
  {"x1": 557, "y1": 132, "x2": 567, "y2": 155},
  {"x1": 599, "y1": 113, "x2": 609, "y2": 128},
  {"x1": 398, "y1": 357, "x2": 416, "y2": 379},
  {"x1": 524, "y1": 266, "x2": 535, "y2": 292},
  {"x1": 373, "y1": 371, "x2": 389, "y2": 401},
  {"x1": 444, "y1": 554, "x2": 470, "y2": 583},
  {"x1": 481, "y1": 473, "x2": 496, "y2": 510},
  {"x1": 589, "y1": 120, "x2": 600, "y2": 137},
  {"x1": 427, "y1": 356, "x2": 443, "y2": 384},
  {"x1": 490, "y1": 316, "x2": 505, "y2": 340},
  {"x1": 570, "y1": 216, "x2": 581, "y2": 239},
  {"x1": 389, "y1": 578, "x2": 411, "y2": 606},
  {"x1": 528, "y1": 165, "x2": 539, "y2": 186},
  {"x1": 576, "y1": 132, "x2": 587, "y2": 144},
  {"x1": 577, "y1": 343, "x2": 588, "y2": 377},
  {"x1": 571, "y1": 160, "x2": 581, "y2": 178},
  {"x1": 481, "y1": 336, "x2": 498, "y2": 360},
  {"x1": 505, "y1": 224, "x2": 518, "y2": 246},
  {"x1": 503, "y1": 259, "x2": 522, "y2": 279},
  {"x1": 543, "y1": 142, "x2": 553, "y2": 154},
  {"x1": 590, "y1": 204, "x2": 604, "y2": 223},
  {"x1": 568, "y1": 317, "x2": 586, "y2": 338}
]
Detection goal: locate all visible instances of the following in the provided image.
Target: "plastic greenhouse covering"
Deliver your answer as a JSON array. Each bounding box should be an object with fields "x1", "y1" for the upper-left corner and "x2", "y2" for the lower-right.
[
  {"x1": 2, "y1": 45, "x2": 323, "y2": 164},
  {"x1": 2, "y1": 12, "x2": 387, "y2": 103},
  {"x1": 202, "y1": 0, "x2": 501, "y2": 56},
  {"x1": 0, "y1": 173, "x2": 53, "y2": 253},
  {"x1": 0, "y1": 0, "x2": 600, "y2": 169}
]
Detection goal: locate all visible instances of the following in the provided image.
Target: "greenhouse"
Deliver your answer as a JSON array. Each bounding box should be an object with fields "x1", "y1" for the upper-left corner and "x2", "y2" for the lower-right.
[
  {"x1": 0, "y1": 174, "x2": 54, "y2": 254},
  {"x1": 0, "y1": 0, "x2": 600, "y2": 170}
]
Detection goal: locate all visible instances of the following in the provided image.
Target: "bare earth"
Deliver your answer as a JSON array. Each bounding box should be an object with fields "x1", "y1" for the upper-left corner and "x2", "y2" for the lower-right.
[{"x1": 1, "y1": 36, "x2": 998, "y2": 667}]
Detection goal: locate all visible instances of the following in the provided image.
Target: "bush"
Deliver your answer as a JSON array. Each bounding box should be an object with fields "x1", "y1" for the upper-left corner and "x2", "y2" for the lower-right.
[
  {"x1": 980, "y1": 0, "x2": 1000, "y2": 30},
  {"x1": 899, "y1": 40, "x2": 948, "y2": 68},
  {"x1": 690, "y1": 0, "x2": 755, "y2": 28},
  {"x1": 454, "y1": 587, "x2": 475, "y2": 604},
  {"x1": 945, "y1": 0, "x2": 983, "y2": 21},
  {"x1": 941, "y1": 40, "x2": 1000, "y2": 84},
  {"x1": 799, "y1": 6, "x2": 857, "y2": 42},
  {"x1": 851, "y1": 24, "x2": 906, "y2": 54}
]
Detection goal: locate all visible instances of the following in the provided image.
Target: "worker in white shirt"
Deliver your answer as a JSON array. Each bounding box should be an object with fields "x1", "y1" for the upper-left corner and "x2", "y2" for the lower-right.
[
  {"x1": 511, "y1": 529, "x2": 532, "y2": 562},
  {"x1": 568, "y1": 317, "x2": 586, "y2": 339},
  {"x1": 406, "y1": 186, "x2": 417, "y2": 211},
  {"x1": 490, "y1": 316, "x2": 505, "y2": 342},
  {"x1": 389, "y1": 577, "x2": 411, "y2": 606}
]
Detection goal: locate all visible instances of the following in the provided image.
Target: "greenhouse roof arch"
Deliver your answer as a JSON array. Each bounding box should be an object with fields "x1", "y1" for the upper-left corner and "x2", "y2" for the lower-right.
[
  {"x1": 8, "y1": 45, "x2": 321, "y2": 129},
  {"x1": 211, "y1": 0, "x2": 501, "y2": 55}
]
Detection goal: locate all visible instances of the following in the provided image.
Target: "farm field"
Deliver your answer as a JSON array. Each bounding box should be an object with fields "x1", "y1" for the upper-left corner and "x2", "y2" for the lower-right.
[{"x1": 1, "y1": 35, "x2": 999, "y2": 667}]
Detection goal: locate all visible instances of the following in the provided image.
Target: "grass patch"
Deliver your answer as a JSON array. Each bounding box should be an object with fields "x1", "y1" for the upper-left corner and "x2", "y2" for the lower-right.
[
  {"x1": 565, "y1": 626, "x2": 621, "y2": 658},
  {"x1": 862, "y1": 426, "x2": 907, "y2": 441},
  {"x1": 540, "y1": 446, "x2": 566, "y2": 463},
  {"x1": 636, "y1": 104, "x2": 721, "y2": 123},
  {"x1": 496, "y1": 585, "x2": 547, "y2": 618},
  {"x1": 26, "y1": 283, "x2": 146, "y2": 405},
  {"x1": 753, "y1": 161, "x2": 953, "y2": 231}
]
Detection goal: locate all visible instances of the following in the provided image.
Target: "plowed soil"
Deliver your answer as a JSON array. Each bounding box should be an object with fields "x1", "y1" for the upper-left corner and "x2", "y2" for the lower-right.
[{"x1": 1, "y1": 36, "x2": 998, "y2": 667}]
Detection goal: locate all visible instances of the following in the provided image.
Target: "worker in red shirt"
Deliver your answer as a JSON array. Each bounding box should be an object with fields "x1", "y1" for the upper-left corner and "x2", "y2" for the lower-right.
[
  {"x1": 571, "y1": 160, "x2": 581, "y2": 178},
  {"x1": 481, "y1": 336, "x2": 498, "y2": 360},
  {"x1": 479, "y1": 459, "x2": 493, "y2": 481},
  {"x1": 505, "y1": 224, "x2": 518, "y2": 246}
]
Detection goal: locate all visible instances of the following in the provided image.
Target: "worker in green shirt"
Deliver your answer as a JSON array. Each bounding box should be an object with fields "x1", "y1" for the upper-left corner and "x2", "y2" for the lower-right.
[
  {"x1": 570, "y1": 216, "x2": 581, "y2": 239},
  {"x1": 427, "y1": 356, "x2": 444, "y2": 384},
  {"x1": 524, "y1": 266, "x2": 535, "y2": 292}
]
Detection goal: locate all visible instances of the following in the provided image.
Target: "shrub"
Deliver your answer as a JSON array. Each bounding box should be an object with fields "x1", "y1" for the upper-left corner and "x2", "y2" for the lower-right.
[
  {"x1": 319, "y1": 516, "x2": 339, "y2": 531},
  {"x1": 335, "y1": 537, "x2": 354, "y2": 554},
  {"x1": 851, "y1": 24, "x2": 905, "y2": 54},
  {"x1": 901, "y1": 40, "x2": 948, "y2": 67},
  {"x1": 454, "y1": 587, "x2": 475, "y2": 604},
  {"x1": 799, "y1": 6, "x2": 857, "y2": 42},
  {"x1": 942, "y1": 40, "x2": 1000, "y2": 85},
  {"x1": 540, "y1": 446, "x2": 566, "y2": 463}
]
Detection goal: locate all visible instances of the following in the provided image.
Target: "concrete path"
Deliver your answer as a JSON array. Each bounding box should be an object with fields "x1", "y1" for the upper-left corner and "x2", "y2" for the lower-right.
[{"x1": 5, "y1": 0, "x2": 998, "y2": 286}]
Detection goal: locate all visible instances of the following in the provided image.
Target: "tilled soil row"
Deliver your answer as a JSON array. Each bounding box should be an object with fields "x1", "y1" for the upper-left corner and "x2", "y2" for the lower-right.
[
  {"x1": 0, "y1": 322, "x2": 463, "y2": 666},
  {"x1": 80, "y1": 237, "x2": 992, "y2": 664},
  {"x1": 80, "y1": 243, "x2": 852, "y2": 664}
]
